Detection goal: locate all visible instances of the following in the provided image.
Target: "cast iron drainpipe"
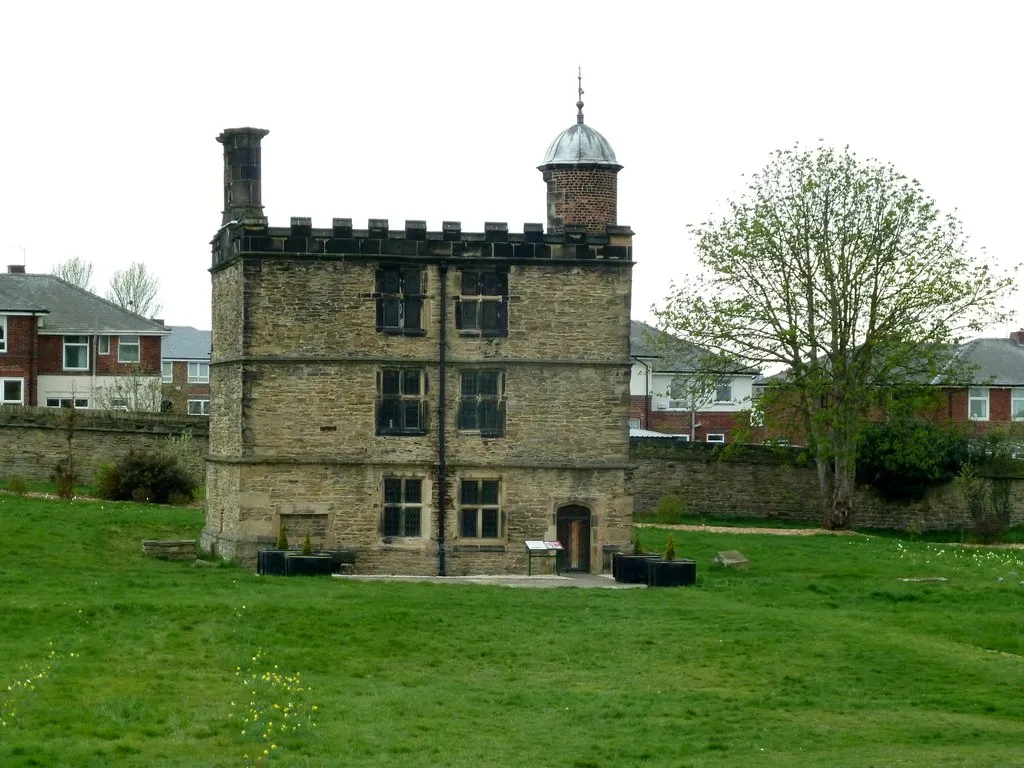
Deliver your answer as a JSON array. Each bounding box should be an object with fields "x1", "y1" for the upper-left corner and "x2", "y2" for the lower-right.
[{"x1": 437, "y1": 263, "x2": 448, "y2": 576}]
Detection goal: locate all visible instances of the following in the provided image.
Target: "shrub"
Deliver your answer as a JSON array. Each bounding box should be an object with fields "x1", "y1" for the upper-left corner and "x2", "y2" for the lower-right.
[
  {"x1": 636, "y1": 494, "x2": 687, "y2": 525},
  {"x1": 302, "y1": 534, "x2": 312, "y2": 555},
  {"x1": 957, "y1": 464, "x2": 1013, "y2": 544},
  {"x1": 5, "y1": 476, "x2": 28, "y2": 496},
  {"x1": 94, "y1": 449, "x2": 197, "y2": 505},
  {"x1": 664, "y1": 534, "x2": 677, "y2": 562},
  {"x1": 277, "y1": 523, "x2": 289, "y2": 551},
  {"x1": 856, "y1": 419, "x2": 970, "y2": 502},
  {"x1": 631, "y1": 531, "x2": 643, "y2": 555},
  {"x1": 52, "y1": 459, "x2": 76, "y2": 499}
]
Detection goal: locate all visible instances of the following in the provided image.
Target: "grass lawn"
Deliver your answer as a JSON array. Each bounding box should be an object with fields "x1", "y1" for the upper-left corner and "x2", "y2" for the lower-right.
[{"x1": 2, "y1": 496, "x2": 1024, "y2": 767}]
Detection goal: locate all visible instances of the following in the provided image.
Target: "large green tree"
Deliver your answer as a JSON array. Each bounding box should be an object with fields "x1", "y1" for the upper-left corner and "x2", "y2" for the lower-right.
[{"x1": 656, "y1": 145, "x2": 1014, "y2": 528}]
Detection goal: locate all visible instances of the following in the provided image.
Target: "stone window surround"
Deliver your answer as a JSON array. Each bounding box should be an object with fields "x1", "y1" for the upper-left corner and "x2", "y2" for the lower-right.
[
  {"x1": 188, "y1": 361, "x2": 210, "y2": 384},
  {"x1": 382, "y1": 476, "x2": 424, "y2": 539},
  {"x1": 63, "y1": 335, "x2": 89, "y2": 371},
  {"x1": 377, "y1": 368, "x2": 428, "y2": 436},
  {"x1": 374, "y1": 266, "x2": 425, "y2": 336},
  {"x1": 458, "y1": 476, "x2": 504, "y2": 542},
  {"x1": 1, "y1": 377, "x2": 23, "y2": 405},
  {"x1": 118, "y1": 335, "x2": 140, "y2": 364},
  {"x1": 458, "y1": 369, "x2": 505, "y2": 436},
  {"x1": 968, "y1": 387, "x2": 989, "y2": 421},
  {"x1": 457, "y1": 269, "x2": 508, "y2": 337}
]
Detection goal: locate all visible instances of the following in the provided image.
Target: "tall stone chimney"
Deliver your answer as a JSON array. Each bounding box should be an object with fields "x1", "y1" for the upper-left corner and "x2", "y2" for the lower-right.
[{"x1": 217, "y1": 127, "x2": 270, "y2": 226}]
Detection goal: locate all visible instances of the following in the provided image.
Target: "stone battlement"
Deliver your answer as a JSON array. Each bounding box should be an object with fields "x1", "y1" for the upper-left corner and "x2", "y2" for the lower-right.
[{"x1": 213, "y1": 218, "x2": 634, "y2": 268}]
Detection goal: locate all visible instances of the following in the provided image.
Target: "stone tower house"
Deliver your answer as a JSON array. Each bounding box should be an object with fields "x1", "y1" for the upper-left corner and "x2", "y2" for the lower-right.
[{"x1": 202, "y1": 101, "x2": 634, "y2": 575}]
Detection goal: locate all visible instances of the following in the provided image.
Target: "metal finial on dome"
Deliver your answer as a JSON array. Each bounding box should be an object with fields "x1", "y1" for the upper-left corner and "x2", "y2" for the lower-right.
[{"x1": 576, "y1": 66, "x2": 585, "y2": 124}]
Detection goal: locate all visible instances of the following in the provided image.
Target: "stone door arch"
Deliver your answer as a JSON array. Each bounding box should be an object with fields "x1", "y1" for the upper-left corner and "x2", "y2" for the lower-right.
[{"x1": 556, "y1": 504, "x2": 592, "y2": 572}]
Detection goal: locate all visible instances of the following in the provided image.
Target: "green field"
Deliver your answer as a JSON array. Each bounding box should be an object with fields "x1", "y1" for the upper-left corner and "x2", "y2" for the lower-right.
[{"x1": 2, "y1": 495, "x2": 1023, "y2": 767}]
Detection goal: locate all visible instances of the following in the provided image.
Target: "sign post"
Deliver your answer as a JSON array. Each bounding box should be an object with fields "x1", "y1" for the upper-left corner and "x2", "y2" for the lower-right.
[{"x1": 525, "y1": 540, "x2": 564, "y2": 576}]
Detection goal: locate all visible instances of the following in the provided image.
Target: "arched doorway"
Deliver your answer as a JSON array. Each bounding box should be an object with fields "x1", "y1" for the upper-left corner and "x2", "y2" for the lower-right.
[{"x1": 556, "y1": 505, "x2": 591, "y2": 572}]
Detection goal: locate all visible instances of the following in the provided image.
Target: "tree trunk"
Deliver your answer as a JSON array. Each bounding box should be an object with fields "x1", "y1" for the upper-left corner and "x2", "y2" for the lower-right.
[{"x1": 817, "y1": 453, "x2": 855, "y2": 529}]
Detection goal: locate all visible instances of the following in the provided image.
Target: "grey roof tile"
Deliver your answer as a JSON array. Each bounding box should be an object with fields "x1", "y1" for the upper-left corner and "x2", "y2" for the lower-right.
[
  {"x1": 0, "y1": 274, "x2": 168, "y2": 334},
  {"x1": 162, "y1": 326, "x2": 211, "y2": 361}
]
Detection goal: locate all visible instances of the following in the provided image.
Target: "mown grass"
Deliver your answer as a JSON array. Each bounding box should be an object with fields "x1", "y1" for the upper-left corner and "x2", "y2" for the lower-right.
[{"x1": 2, "y1": 495, "x2": 1024, "y2": 767}]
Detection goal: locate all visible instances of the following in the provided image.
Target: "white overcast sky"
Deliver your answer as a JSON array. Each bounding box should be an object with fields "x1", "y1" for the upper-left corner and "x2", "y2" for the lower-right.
[{"x1": 1, "y1": 0, "x2": 1020, "y2": 334}]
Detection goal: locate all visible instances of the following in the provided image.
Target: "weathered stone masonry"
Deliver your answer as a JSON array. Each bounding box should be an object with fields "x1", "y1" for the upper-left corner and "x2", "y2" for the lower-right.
[{"x1": 204, "y1": 118, "x2": 636, "y2": 574}]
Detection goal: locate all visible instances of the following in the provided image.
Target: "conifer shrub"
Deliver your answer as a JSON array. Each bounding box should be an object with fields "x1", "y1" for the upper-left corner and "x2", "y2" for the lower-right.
[
  {"x1": 94, "y1": 449, "x2": 196, "y2": 505},
  {"x1": 664, "y1": 534, "x2": 677, "y2": 562},
  {"x1": 302, "y1": 534, "x2": 312, "y2": 555},
  {"x1": 276, "y1": 523, "x2": 289, "y2": 551}
]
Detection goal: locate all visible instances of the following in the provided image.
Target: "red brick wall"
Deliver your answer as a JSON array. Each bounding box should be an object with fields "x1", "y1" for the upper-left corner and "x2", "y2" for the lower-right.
[
  {"x1": 543, "y1": 167, "x2": 618, "y2": 234},
  {"x1": 630, "y1": 396, "x2": 749, "y2": 441},
  {"x1": 37, "y1": 334, "x2": 161, "y2": 376},
  {"x1": 0, "y1": 315, "x2": 38, "y2": 404}
]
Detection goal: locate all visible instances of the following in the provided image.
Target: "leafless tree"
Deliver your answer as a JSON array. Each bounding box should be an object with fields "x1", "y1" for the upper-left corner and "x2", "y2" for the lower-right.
[
  {"x1": 106, "y1": 262, "x2": 161, "y2": 318},
  {"x1": 52, "y1": 257, "x2": 95, "y2": 292}
]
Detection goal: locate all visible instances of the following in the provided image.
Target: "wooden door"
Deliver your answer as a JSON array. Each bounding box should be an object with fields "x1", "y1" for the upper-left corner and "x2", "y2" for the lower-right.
[{"x1": 556, "y1": 505, "x2": 591, "y2": 572}]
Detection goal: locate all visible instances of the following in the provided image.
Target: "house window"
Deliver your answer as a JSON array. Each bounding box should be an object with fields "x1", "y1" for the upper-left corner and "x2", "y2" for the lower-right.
[
  {"x1": 457, "y1": 270, "x2": 508, "y2": 337},
  {"x1": 375, "y1": 267, "x2": 423, "y2": 334},
  {"x1": 45, "y1": 398, "x2": 89, "y2": 409},
  {"x1": 98, "y1": 335, "x2": 110, "y2": 355},
  {"x1": 715, "y1": 384, "x2": 732, "y2": 403},
  {"x1": 459, "y1": 479, "x2": 502, "y2": 539},
  {"x1": 458, "y1": 370, "x2": 505, "y2": 436},
  {"x1": 118, "y1": 335, "x2": 140, "y2": 364},
  {"x1": 1, "y1": 378, "x2": 24, "y2": 405},
  {"x1": 187, "y1": 399, "x2": 210, "y2": 416},
  {"x1": 706, "y1": 433, "x2": 726, "y2": 444},
  {"x1": 968, "y1": 388, "x2": 989, "y2": 421},
  {"x1": 628, "y1": 418, "x2": 642, "y2": 429},
  {"x1": 382, "y1": 478, "x2": 423, "y2": 538},
  {"x1": 109, "y1": 398, "x2": 129, "y2": 412},
  {"x1": 668, "y1": 376, "x2": 695, "y2": 410},
  {"x1": 0, "y1": 315, "x2": 6, "y2": 352},
  {"x1": 187, "y1": 362, "x2": 210, "y2": 383},
  {"x1": 162, "y1": 361, "x2": 173, "y2": 383},
  {"x1": 63, "y1": 335, "x2": 89, "y2": 370},
  {"x1": 1013, "y1": 388, "x2": 1024, "y2": 421},
  {"x1": 377, "y1": 369, "x2": 427, "y2": 435}
]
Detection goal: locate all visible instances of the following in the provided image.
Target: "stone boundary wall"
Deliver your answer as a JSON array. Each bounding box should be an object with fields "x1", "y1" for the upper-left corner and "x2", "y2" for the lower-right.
[
  {"x1": 630, "y1": 439, "x2": 1024, "y2": 531},
  {"x1": 141, "y1": 540, "x2": 197, "y2": 561},
  {"x1": 0, "y1": 406, "x2": 209, "y2": 484}
]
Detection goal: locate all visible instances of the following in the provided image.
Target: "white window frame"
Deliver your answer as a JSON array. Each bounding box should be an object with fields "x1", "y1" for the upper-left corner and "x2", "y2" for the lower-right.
[
  {"x1": 968, "y1": 388, "x2": 989, "y2": 421},
  {"x1": 187, "y1": 362, "x2": 210, "y2": 384},
  {"x1": 715, "y1": 384, "x2": 732, "y2": 403},
  {"x1": 1013, "y1": 388, "x2": 1024, "y2": 422},
  {"x1": 187, "y1": 398, "x2": 210, "y2": 416},
  {"x1": 63, "y1": 335, "x2": 89, "y2": 371},
  {"x1": 627, "y1": 417, "x2": 642, "y2": 429},
  {"x1": 1, "y1": 377, "x2": 24, "y2": 405},
  {"x1": 118, "y1": 335, "x2": 140, "y2": 364},
  {"x1": 98, "y1": 335, "x2": 110, "y2": 355},
  {"x1": 706, "y1": 433, "x2": 726, "y2": 444},
  {"x1": 0, "y1": 315, "x2": 7, "y2": 353},
  {"x1": 45, "y1": 397, "x2": 89, "y2": 409},
  {"x1": 162, "y1": 361, "x2": 173, "y2": 383}
]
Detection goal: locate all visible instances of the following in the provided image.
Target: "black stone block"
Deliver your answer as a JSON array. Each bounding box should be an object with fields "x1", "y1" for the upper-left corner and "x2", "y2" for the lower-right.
[
  {"x1": 359, "y1": 239, "x2": 381, "y2": 255},
  {"x1": 382, "y1": 239, "x2": 418, "y2": 256},
  {"x1": 512, "y1": 244, "x2": 535, "y2": 259},
  {"x1": 576, "y1": 244, "x2": 595, "y2": 259},
  {"x1": 326, "y1": 238, "x2": 359, "y2": 254},
  {"x1": 283, "y1": 237, "x2": 308, "y2": 252},
  {"x1": 492, "y1": 243, "x2": 513, "y2": 259},
  {"x1": 534, "y1": 244, "x2": 551, "y2": 259},
  {"x1": 601, "y1": 245, "x2": 629, "y2": 260}
]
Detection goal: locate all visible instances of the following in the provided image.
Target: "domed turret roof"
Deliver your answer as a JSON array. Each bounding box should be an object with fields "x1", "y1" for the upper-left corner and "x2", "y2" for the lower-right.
[{"x1": 540, "y1": 121, "x2": 620, "y2": 167}]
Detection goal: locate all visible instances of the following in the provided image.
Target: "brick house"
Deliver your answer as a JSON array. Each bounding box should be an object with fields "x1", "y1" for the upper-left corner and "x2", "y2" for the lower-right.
[
  {"x1": 203, "y1": 101, "x2": 636, "y2": 574},
  {"x1": 0, "y1": 269, "x2": 169, "y2": 410},
  {"x1": 930, "y1": 332, "x2": 1024, "y2": 428},
  {"x1": 629, "y1": 321, "x2": 761, "y2": 443},
  {"x1": 161, "y1": 326, "x2": 211, "y2": 415},
  {"x1": 755, "y1": 331, "x2": 1024, "y2": 446}
]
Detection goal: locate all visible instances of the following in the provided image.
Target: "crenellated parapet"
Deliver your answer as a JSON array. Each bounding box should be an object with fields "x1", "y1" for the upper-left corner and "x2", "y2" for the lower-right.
[{"x1": 212, "y1": 218, "x2": 634, "y2": 269}]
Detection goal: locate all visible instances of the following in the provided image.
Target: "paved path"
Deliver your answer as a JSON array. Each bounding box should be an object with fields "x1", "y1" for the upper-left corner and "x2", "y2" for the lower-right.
[{"x1": 333, "y1": 573, "x2": 644, "y2": 589}]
